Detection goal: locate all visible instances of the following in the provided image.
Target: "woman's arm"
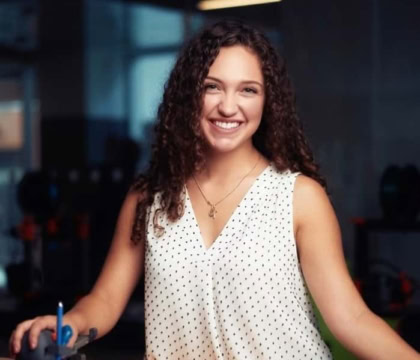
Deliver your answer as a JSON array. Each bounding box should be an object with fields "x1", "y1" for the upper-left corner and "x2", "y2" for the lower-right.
[
  {"x1": 293, "y1": 175, "x2": 420, "y2": 360},
  {"x1": 66, "y1": 190, "x2": 145, "y2": 338},
  {"x1": 10, "y1": 190, "x2": 145, "y2": 354}
]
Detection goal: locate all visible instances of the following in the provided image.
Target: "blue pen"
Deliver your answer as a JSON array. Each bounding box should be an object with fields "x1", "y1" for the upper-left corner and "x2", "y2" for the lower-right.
[{"x1": 56, "y1": 302, "x2": 63, "y2": 360}]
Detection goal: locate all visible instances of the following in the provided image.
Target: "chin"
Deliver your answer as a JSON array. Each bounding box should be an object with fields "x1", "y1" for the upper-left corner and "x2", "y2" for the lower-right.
[{"x1": 206, "y1": 140, "x2": 248, "y2": 154}]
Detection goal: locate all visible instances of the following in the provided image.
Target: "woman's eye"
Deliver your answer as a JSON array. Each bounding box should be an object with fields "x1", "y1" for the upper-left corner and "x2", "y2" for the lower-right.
[
  {"x1": 204, "y1": 84, "x2": 219, "y2": 91},
  {"x1": 243, "y1": 87, "x2": 257, "y2": 94}
]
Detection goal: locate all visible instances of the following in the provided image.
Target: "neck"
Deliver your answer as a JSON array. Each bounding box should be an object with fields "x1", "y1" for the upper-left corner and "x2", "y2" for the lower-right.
[{"x1": 197, "y1": 146, "x2": 261, "y2": 184}]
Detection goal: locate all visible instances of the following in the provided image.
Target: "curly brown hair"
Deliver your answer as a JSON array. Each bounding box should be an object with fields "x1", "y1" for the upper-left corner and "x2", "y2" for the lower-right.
[{"x1": 130, "y1": 19, "x2": 325, "y2": 245}]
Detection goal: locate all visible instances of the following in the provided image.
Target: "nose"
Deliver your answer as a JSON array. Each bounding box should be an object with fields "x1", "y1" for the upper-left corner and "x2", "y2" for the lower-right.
[{"x1": 217, "y1": 92, "x2": 238, "y2": 117}]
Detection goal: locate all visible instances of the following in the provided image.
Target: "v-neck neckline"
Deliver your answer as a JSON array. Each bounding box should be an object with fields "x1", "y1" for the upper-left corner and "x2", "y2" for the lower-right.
[{"x1": 185, "y1": 163, "x2": 271, "y2": 252}]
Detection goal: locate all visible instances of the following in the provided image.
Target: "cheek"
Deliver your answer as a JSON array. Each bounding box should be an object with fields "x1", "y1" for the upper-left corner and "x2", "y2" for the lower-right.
[
  {"x1": 247, "y1": 100, "x2": 265, "y2": 123},
  {"x1": 201, "y1": 95, "x2": 217, "y2": 117}
]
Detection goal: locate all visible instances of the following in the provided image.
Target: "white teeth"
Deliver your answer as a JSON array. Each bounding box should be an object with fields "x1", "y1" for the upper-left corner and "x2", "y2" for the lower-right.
[{"x1": 214, "y1": 121, "x2": 241, "y2": 129}]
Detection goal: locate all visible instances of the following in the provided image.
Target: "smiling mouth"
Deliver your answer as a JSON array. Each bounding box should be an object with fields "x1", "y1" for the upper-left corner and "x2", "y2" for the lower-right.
[{"x1": 211, "y1": 120, "x2": 242, "y2": 130}]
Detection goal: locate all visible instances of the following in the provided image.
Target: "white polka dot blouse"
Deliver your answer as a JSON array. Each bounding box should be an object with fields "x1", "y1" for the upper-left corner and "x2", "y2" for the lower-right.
[{"x1": 144, "y1": 164, "x2": 333, "y2": 359}]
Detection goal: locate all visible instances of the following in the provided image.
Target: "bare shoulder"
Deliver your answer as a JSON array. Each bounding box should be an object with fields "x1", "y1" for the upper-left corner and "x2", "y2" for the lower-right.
[
  {"x1": 293, "y1": 175, "x2": 331, "y2": 216},
  {"x1": 293, "y1": 174, "x2": 338, "y2": 242},
  {"x1": 96, "y1": 188, "x2": 146, "y2": 258},
  {"x1": 119, "y1": 187, "x2": 146, "y2": 218},
  {"x1": 294, "y1": 174, "x2": 327, "y2": 200},
  {"x1": 126, "y1": 187, "x2": 146, "y2": 204}
]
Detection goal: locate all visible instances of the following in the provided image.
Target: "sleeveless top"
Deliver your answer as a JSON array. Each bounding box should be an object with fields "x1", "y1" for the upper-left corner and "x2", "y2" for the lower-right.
[{"x1": 144, "y1": 164, "x2": 333, "y2": 359}]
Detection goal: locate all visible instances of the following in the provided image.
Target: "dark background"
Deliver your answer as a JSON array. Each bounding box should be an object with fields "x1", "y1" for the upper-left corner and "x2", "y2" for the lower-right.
[{"x1": 1, "y1": 0, "x2": 420, "y2": 358}]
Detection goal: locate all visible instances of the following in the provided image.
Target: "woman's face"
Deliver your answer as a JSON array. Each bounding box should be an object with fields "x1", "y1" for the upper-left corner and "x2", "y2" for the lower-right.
[{"x1": 200, "y1": 45, "x2": 265, "y2": 154}]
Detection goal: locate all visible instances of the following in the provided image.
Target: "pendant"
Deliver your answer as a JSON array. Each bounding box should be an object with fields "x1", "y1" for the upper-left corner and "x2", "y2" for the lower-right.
[{"x1": 208, "y1": 205, "x2": 217, "y2": 219}]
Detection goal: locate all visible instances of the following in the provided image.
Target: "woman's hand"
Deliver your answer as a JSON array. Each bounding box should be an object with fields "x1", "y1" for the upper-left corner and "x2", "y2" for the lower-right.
[{"x1": 9, "y1": 315, "x2": 79, "y2": 358}]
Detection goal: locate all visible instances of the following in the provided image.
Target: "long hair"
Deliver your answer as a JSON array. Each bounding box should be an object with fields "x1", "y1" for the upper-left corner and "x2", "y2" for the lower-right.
[{"x1": 130, "y1": 20, "x2": 325, "y2": 245}]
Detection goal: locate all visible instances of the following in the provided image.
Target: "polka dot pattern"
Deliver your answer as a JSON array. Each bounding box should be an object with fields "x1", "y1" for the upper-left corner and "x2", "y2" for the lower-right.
[{"x1": 144, "y1": 165, "x2": 332, "y2": 359}]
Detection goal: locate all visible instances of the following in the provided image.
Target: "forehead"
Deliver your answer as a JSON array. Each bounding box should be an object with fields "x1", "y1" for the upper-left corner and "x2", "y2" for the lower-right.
[{"x1": 207, "y1": 45, "x2": 264, "y2": 83}]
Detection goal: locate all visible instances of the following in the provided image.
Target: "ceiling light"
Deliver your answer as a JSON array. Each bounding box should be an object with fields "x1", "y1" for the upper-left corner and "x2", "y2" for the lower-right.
[{"x1": 198, "y1": 0, "x2": 282, "y2": 11}]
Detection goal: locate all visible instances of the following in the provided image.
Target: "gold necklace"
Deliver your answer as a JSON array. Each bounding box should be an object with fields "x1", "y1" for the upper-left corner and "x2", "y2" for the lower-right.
[{"x1": 192, "y1": 155, "x2": 260, "y2": 220}]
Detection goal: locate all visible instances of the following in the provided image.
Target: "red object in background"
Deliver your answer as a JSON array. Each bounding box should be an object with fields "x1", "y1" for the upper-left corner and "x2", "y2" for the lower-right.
[
  {"x1": 399, "y1": 272, "x2": 414, "y2": 297},
  {"x1": 351, "y1": 217, "x2": 366, "y2": 225},
  {"x1": 18, "y1": 215, "x2": 36, "y2": 241},
  {"x1": 46, "y1": 217, "x2": 59, "y2": 236},
  {"x1": 76, "y1": 214, "x2": 90, "y2": 240}
]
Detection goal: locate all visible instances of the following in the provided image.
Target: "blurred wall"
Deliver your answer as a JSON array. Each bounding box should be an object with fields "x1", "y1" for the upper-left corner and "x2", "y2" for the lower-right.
[
  {"x1": 282, "y1": 0, "x2": 420, "y2": 275},
  {"x1": 39, "y1": 0, "x2": 85, "y2": 167},
  {"x1": 372, "y1": 1, "x2": 420, "y2": 176}
]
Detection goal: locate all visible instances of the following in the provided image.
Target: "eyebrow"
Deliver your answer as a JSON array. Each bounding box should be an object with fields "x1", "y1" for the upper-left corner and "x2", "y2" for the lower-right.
[{"x1": 205, "y1": 76, "x2": 264, "y2": 88}]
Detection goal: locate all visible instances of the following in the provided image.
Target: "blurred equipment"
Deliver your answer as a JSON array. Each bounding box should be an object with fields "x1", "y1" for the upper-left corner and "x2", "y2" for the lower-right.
[
  {"x1": 7, "y1": 165, "x2": 133, "y2": 301},
  {"x1": 16, "y1": 328, "x2": 97, "y2": 360},
  {"x1": 361, "y1": 259, "x2": 417, "y2": 315}
]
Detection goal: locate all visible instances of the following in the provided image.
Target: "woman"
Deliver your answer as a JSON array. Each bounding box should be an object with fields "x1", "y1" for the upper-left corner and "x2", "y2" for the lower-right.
[{"x1": 10, "y1": 20, "x2": 419, "y2": 359}]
